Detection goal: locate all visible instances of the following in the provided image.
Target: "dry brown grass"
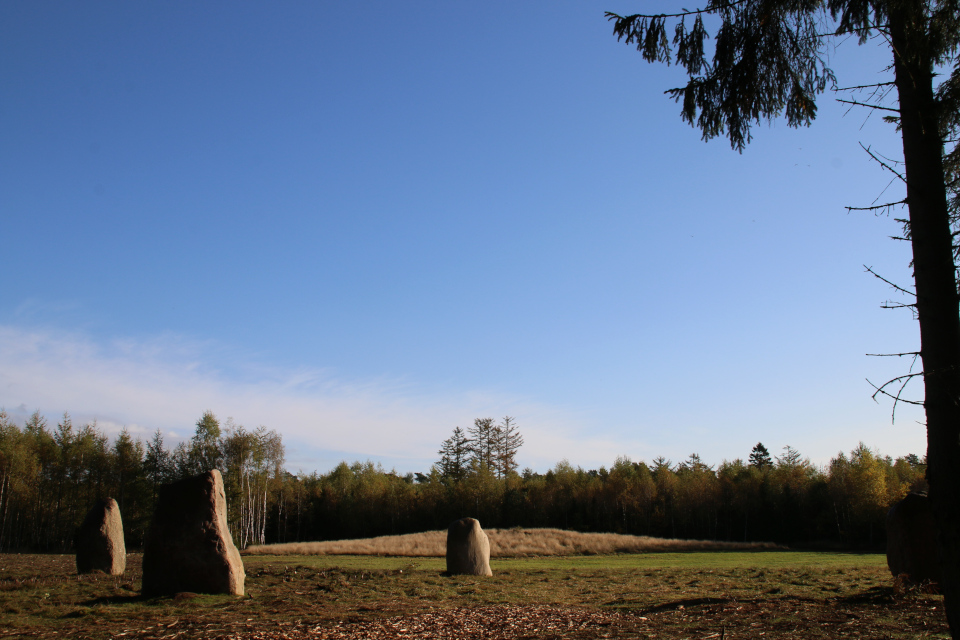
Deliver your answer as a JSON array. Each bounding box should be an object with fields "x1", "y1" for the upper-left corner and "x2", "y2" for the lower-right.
[{"x1": 245, "y1": 528, "x2": 782, "y2": 557}]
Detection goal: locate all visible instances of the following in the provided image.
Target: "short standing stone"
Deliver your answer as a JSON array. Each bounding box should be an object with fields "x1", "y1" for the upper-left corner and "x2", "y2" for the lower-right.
[
  {"x1": 446, "y1": 517, "x2": 493, "y2": 576},
  {"x1": 141, "y1": 469, "x2": 245, "y2": 596},
  {"x1": 887, "y1": 492, "x2": 940, "y2": 584},
  {"x1": 76, "y1": 498, "x2": 126, "y2": 575}
]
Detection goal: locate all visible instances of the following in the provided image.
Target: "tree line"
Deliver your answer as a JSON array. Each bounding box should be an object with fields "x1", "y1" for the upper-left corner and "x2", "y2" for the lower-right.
[
  {"x1": 0, "y1": 409, "x2": 284, "y2": 552},
  {"x1": 0, "y1": 409, "x2": 926, "y2": 552}
]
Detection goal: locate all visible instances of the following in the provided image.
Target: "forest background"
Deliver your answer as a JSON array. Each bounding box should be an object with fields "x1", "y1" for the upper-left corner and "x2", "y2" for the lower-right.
[{"x1": 0, "y1": 409, "x2": 927, "y2": 554}]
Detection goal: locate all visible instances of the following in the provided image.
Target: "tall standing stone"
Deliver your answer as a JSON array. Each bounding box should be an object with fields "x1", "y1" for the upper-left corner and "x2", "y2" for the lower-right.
[
  {"x1": 887, "y1": 492, "x2": 941, "y2": 584},
  {"x1": 446, "y1": 517, "x2": 493, "y2": 576},
  {"x1": 142, "y1": 469, "x2": 245, "y2": 596},
  {"x1": 76, "y1": 498, "x2": 126, "y2": 575}
]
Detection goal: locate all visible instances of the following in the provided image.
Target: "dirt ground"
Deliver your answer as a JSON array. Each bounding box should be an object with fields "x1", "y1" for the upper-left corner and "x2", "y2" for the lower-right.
[
  {"x1": 226, "y1": 598, "x2": 948, "y2": 640},
  {"x1": 0, "y1": 553, "x2": 949, "y2": 639}
]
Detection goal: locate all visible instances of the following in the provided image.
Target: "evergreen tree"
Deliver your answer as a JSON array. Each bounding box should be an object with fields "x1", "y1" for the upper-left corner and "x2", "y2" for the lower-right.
[
  {"x1": 171, "y1": 441, "x2": 192, "y2": 479},
  {"x1": 749, "y1": 443, "x2": 773, "y2": 469},
  {"x1": 76, "y1": 421, "x2": 110, "y2": 514},
  {"x1": 494, "y1": 416, "x2": 524, "y2": 478},
  {"x1": 679, "y1": 453, "x2": 712, "y2": 473},
  {"x1": 144, "y1": 429, "x2": 172, "y2": 499},
  {"x1": 651, "y1": 456, "x2": 672, "y2": 473},
  {"x1": 608, "y1": 1, "x2": 960, "y2": 627},
  {"x1": 467, "y1": 418, "x2": 497, "y2": 474},
  {"x1": 51, "y1": 413, "x2": 75, "y2": 548},
  {"x1": 437, "y1": 427, "x2": 470, "y2": 482},
  {"x1": 776, "y1": 445, "x2": 804, "y2": 468},
  {"x1": 111, "y1": 428, "x2": 143, "y2": 514},
  {"x1": 110, "y1": 428, "x2": 147, "y2": 547}
]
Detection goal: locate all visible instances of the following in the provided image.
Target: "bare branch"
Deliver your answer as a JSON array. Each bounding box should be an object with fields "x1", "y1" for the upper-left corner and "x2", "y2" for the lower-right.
[
  {"x1": 870, "y1": 147, "x2": 904, "y2": 165},
  {"x1": 868, "y1": 372, "x2": 924, "y2": 423},
  {"x1": 860, "y1": 143, "x2": 907, "y2": 182},
  {"x1": 846, "y1": 199, "x2": 907, "y2": 212},
  {"x1": 864, "y1": 265, "x2": 917, "y2": 297},
  {"x1": 837, "y1": 98, "x2": 900, "y2": 112},
  {"x1": 868, "y1": 372, "x2": 923, "y2": 387},
  {"x1": 835, "y1": 81, "x2": 896, "y2": 91},
  {"x1": 868, "y1": 352, "x2": 924, "y2": 421},
  {"x1": 880, "y1": 301, "x2": 918, "y2": 310},
  {"x1": 866, "y1": 351, "x2": 921, "y2": 357}
]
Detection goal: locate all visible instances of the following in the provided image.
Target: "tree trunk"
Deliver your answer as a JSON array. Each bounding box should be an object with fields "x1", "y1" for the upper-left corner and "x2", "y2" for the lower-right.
[
  {"x1": 0, "y1": 474, "x2": 7, "y2": 551},
  {"x1": 890, "y1": 2, "x2": 960, "y2": 635}
]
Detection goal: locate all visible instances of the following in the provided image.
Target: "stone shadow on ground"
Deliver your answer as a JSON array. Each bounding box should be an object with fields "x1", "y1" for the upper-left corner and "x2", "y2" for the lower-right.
[
  {"x1": 639, "y1": 596, "x2": 732, "y2": 614},
  {"x1": 836, "y1": 584, "x2": 917, "y2": 604},
  {"x1": 77, "y1": 593, "x2": 146, "y2": 608},
  {"x1": 79, "y1": 591, "x2": 213, "y2": 608}
]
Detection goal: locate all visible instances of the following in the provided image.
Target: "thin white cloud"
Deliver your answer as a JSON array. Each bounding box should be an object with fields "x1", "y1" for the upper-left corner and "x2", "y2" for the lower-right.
[{"x1": 0, "y1": 325, "x2": 645, "y2": 473}]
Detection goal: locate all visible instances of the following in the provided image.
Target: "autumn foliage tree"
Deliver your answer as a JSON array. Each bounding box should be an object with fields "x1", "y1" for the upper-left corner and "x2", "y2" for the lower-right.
[{"x1": 0, "y1": 408, "x2": 927, "y2": 562}]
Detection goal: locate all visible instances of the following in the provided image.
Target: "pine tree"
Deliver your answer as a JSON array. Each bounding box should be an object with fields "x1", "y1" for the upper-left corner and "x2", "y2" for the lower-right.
[
  {"x1": 171, "y1": 441, "x2": 192, "y2": 479},
  {"x1": 749, "y1": 443, "x2": 773, "y2": 469},
  {"x1": 112, "y1": 428, "x2": 143, "y2": 514},
  {"x1": 494, "y1": 416, "x2": 524, "y2": 478},
  {"x1": 144, "y1": 429, "x2": 172, "y2": 500},
  {"x1": 468, "y1": 418, "x2": 497, "y2": 474},
  {"x1": 51, "y1": 413, "x2": 74, "y2": 548},
  {"x1": 437, "y1": 427, "x2": 470, "y2": 482},
  {"x1": 777, "y1": 445, "x2": 804, "y2": 468}
]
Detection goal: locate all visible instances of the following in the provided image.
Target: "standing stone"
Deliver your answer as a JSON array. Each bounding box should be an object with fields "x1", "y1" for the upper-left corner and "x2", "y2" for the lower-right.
[
  {"x1": 446, "y1": 517, "x2": 493, "y2": 576},
  {"x1": 142, "y1": 469, "x2": 245, "y2": 596},
  {"x1": 76, "y1": 498, "x2": 126, "y2": 575},
  {"x1": 887, "y1": 492, "x2": 940, "y2": 584}
]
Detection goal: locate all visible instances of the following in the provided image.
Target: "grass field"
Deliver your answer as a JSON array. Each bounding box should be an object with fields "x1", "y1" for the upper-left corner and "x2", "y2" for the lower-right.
[
  {"x1": 0, "y1": 550, "x2": 948, "y2": 639},
  {"x1": 246, "y1": 528, "x2": 782, "y2": 557}
]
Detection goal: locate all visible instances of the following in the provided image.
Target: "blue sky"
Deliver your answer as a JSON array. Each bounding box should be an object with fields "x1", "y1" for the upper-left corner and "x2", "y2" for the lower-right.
[{"x1": 1, "y1": 1, "x2": 925, "y2": 473}]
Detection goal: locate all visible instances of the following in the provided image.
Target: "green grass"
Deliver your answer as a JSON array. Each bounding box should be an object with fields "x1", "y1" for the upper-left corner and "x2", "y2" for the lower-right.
[{"x1": 255, "y1": 550, "x2": 886, "y2": 572}]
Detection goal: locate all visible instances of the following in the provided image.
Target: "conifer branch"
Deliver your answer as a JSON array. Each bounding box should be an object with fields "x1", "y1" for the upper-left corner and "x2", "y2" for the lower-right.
[
  {"x1": 605, "y1": 1, "x2": 747, "y2": 21},
  {"x1": 860, "y1": 144, "x2": 907, "y2": 182},
  {"x1": 837, "y1": 98, "x2": 900, "y2": 112},
  {"x1": 868, "y1": 370, "x2": 925, "y2": 424},
  {"x1": 864, "y1": 265, "x2": 917, "y2": 297},
  {"x1": 805, "y1": 24, "x2": 891, "y2": 42},
  {"x1": 880, "y1": 300, "x2": 918, "y2": 310},
  {"x1": 867, "y1": 351, "x2": 921, "y2": 356},
  {"x1": 846, "y1": 199, "x2": 907, "y2": 212},
  {"x1": 835, "y1": 81, "x2": 897, "y2": 91}
]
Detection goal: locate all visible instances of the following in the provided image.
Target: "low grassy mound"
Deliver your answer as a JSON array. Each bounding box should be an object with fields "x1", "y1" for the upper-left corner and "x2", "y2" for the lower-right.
[{"x1": 244, "y1": 528, "x2": 782, "y2": 557}]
